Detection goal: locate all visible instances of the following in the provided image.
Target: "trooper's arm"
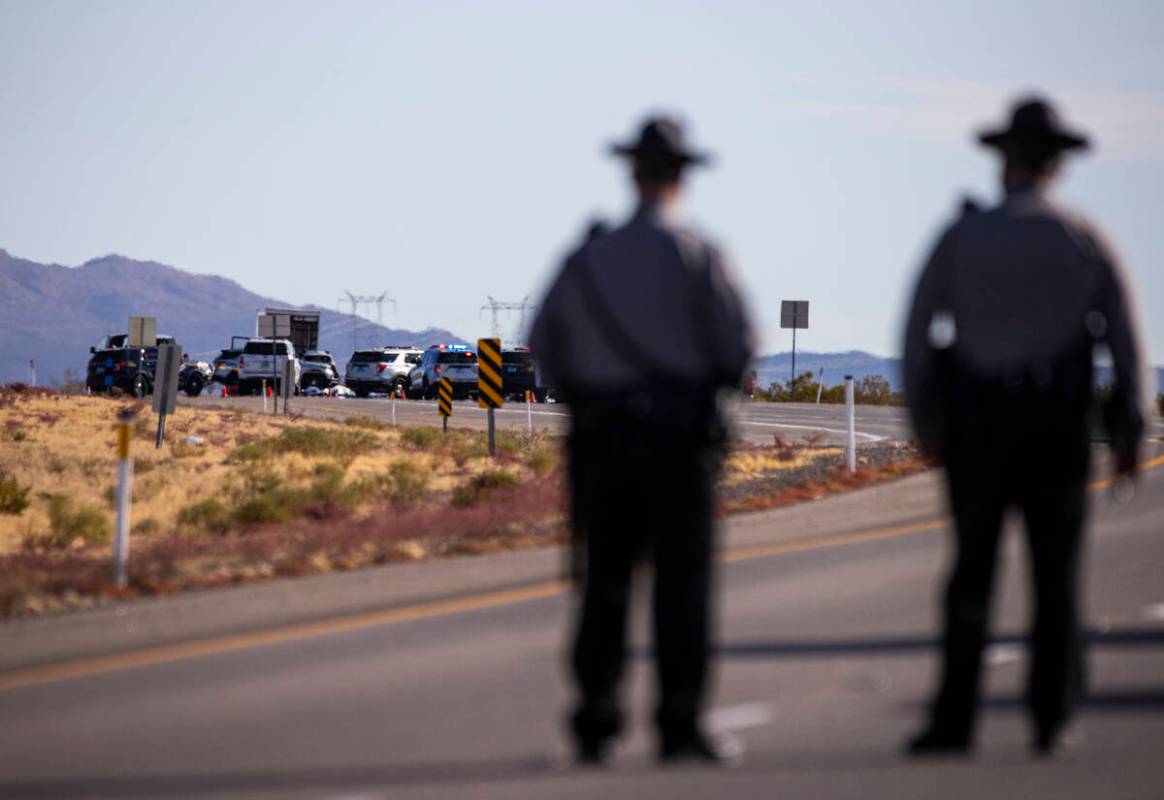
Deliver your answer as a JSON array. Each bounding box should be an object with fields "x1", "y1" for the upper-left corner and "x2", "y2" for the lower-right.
[
  {"x1": 1091, "y1": 229, "x2": 1149, "y2": 476},
  {"x1": 902, "y1": 227, "x2": 957, "y2": 460},
  {"x1": 700, "y1": 243, "x2": 754, "y2": 389},
  {"x1": 528, "y1": 254, "x2": 577, "y2": 394}
]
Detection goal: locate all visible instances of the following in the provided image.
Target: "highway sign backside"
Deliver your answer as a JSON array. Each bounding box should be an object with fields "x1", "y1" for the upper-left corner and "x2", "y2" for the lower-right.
[
  {"x1": 780, "y1": 301, "x2": 809, "y2": 329},
  {"x1": 476, "y1": 338, "x2": 503, "y2": 409},
  {"x1": 438, "y1": 377, "x2": 453, "y2": 417},
  {"x1": 128, "y1": 316, "x2": 157, "y2": 348},
  {"x1": 257, "y1": 313, "x2": 292, "y2": 339},
  {"x1": 152, "y1": 343, "x2": 181, "y2": 415}
]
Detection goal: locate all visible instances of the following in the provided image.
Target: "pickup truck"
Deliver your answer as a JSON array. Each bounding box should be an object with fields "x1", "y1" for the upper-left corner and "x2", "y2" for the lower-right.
[{"x1": 237, "y1": 338, "x2": 301, "y2": 396}]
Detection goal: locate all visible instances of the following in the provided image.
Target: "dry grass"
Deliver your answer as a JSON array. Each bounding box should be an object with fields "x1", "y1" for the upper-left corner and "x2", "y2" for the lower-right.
[{"x1": 0, "y1": 387, "x2": 926, "y2": 616}]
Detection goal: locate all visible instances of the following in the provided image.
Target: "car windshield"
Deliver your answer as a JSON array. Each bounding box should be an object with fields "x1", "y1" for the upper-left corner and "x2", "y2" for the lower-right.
[
  {"x1": 304, "y1": 354, "x2": 331, "y2": 363},
  {"x1": 350, "y1": 351, "x2": 387, "y2": 363},
  {"x1": 216, "y1": 350, "x2": 241, "y2": 360},
  {"x1": 243, "y1": 342, "x2": 279, "y2": 355},
  {"x1": 438, "y1": 351, "x2": 477, "y2": 364},
  {"x1": 502, "y1": 352, "x2": 533, "y2": 366}
]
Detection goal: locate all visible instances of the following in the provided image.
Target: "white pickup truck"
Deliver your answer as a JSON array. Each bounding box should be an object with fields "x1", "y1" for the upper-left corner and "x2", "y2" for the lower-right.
[{"x1": 237, "y1": 338, "x2": 301, "y2": 396}]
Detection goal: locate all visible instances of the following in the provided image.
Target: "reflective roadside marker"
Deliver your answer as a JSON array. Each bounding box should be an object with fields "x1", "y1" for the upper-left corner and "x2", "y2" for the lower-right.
[
  {"x1": 476, "y1": 338, "x2": 504, "y2": 410},
  {"x1": 113, "y1": 409, "x2": 135, "y2": 589},
  {"x1": 438, "y1": 377, "x2": 453, "y2": 432}
]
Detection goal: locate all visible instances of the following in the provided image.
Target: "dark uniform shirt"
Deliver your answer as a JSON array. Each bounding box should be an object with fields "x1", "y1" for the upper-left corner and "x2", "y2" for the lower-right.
[
  {"x1": 903, "y1": 189, "x2": 1150, "y2": 456},
  {"x1": 530, "y1": 203, "x2": 753, "y2": 397}
]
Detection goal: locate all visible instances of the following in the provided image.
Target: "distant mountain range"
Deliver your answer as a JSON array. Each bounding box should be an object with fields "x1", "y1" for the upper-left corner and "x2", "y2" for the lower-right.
[
  {"x1": 0, "y1": 249, "x2": 467, "y2": 385},
  {"x1": 2, "y1": 248, "x2": 1160, "y2": 392}
]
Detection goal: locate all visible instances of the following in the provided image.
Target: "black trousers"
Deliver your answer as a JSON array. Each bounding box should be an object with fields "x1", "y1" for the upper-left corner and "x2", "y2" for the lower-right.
[
  {"x1": 928, "y1": 375, "x2": 1093, "y2": 741},
  {"x1": 567, "y1": 419, "x2": 719, "y2": 744}
]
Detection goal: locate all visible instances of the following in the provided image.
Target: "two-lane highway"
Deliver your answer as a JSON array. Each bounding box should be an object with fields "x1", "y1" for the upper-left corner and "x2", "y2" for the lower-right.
[
  {"x1": 185, "y1": 395, "x2": 912, "y2": 447},
  {"x1": 1, "y1": 450, "x2": 1162, "y2": 798}
]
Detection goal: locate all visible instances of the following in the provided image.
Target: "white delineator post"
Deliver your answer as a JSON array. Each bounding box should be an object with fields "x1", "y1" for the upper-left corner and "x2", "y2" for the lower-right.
[
  {"x1": 113, "y1": 409, "x2": 134, "y2": 589},
  {"x1": 815, "y1": 366, "x2": 825, "y2": 404},
  {"x1": 527, "y1": 391, "x2": 533, "y2": 434},
  {"x1": 844, "y1": 374, "x2": 856, "y2": 473},
  {"x1": 28, "y1": 359, "x2": 36, "y2": 387},
  {"x1": 262, "y1": 379, "x2": 268, "y2": 414}
]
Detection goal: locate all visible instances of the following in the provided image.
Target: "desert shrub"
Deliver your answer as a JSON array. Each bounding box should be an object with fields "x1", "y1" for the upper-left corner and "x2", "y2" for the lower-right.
[
  {"x1": 227, "y1": 426, "x2": 377, "y2": 464},
  {"x1": 132, "y1": 517, "x2": 160, "y2": 535},
  {"x1": 135, "y1": 459, "x2": 157, "y2": 475},
  {"x1": 0, "y1": 470, "x2": 31, "y2": 515},
  {"x1": 345, "y1": 415, "x2": 389, "y2": 432},
  {"x1": 384, "y1": 460, "x2": 431, "y2": 506},
  {"x1": 451, "y1": 469, "x2": 520, "y2": 507},
  {"x1": 449, "y1": 434, "x2": 488, "y2": 467},
  {"x1": 233, "y1": 487, "x2": 301, "y2": 526},
  {"x1": 133, "y1": 415, "x2": 154, "y2": 438},
  {"x1": 39, "y1": 493, "x2": 110, "y2": 548},
  {"x1": 526, "y1": 446, "x2": 559, "y2": 477},
  {"x1": 177, "y1": 498, "x2": 233, "y2": 534},
  {"x1": 401, "y1": 425, "x2": 442, "y2": 450},
  {"x1": 170, "y1": 439, "x2": 200, "y2": 459}
]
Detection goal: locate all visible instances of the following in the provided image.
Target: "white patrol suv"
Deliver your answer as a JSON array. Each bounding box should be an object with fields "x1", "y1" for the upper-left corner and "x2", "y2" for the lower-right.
[
  {"x1": 344, "y1": 346, "x2": 423, "y2": 397},
  {"x1": 238, "y1": 338, "x2": 301, "y2": 396},
  {"x1": 408, "y1": 344, "x2": 478, "y2": 400}
]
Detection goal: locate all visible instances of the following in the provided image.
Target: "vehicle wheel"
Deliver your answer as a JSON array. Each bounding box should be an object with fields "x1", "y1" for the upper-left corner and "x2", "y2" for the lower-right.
[
  {"x1": 132, "y1": 374, "x2": 149, "y2": 398},
  {"x1": 185, "y1": 374, "x2": 204, "y2": 396},
  {"x1": 394, "y1": 377, "x2": 408, "y2": 398}
]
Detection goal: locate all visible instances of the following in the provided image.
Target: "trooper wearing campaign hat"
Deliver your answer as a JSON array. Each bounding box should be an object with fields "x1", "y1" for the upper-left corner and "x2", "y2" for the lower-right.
[
  {"x1": 530, "y1": 115, "x2": 753, "y2": 766},
  {"x1": 902, "y1": 96, "x2": 1151, "y2": 756}
]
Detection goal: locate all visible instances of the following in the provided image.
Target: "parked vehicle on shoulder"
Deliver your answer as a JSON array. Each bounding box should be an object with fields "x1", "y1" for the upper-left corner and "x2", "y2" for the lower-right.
[
  {"x1": 179, "y1": 357, "x2": 213, "y2": 396},
  {"x1": 300, "y1": 350, "x2": 340, "y2": 390},
  {"x1": 211, "y1": 336, "x2": 250, "y2": 388},
  {"x1": 408, "y1": 344, "x2": 478, "y2": 400},
  {"x1": 500, "y1": 347, "x2": 552, "y2": 402},
  {"x1": 85, "y1": 335, "x2": 178, "y2": 397},
  {"x1": 237, "y1": 338, "x2": 301, "y2": 395},
  {"x1": 345, "y1": 346, "x2": 422, "y2": 398}
]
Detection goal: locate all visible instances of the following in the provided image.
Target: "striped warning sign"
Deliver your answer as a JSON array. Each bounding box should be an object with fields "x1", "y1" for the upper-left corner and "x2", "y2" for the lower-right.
[
  {"x1": 438, "y1": 377, "x2": 453, "y2": 417},
  {"x1": 476, "y1": 338, "x2": 504, "y2": 409}
]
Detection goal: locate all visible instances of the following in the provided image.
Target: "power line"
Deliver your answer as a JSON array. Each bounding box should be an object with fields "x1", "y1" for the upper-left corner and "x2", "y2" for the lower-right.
[
  {"x1": 338, "y1": 291, "x2": 397, "y2": 351},
  {"x1": 479, "y1": 295, "x2": 534, "y2": 345}
]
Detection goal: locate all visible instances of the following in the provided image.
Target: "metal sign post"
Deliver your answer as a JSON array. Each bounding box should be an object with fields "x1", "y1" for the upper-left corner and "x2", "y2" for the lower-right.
[
  {"x1": 780, "y1": 300, "x2": 810, "y2": 385},
  {"x1": 844, "y1": 374, "x2": 856, "y2": 473},
  {"x1": 28, "y1": 360, "x2": 35, "y2": 387},
  {"x1": 816, "y1": 366, "x2": 825, "y2": 404},
  {"x1": 113, "y1": 408, "x2": 135, "y2": 588},
  {"x1": 152, "y1": 343, "x2": 181, "y2": 448},
  {"x1": 282, "y1": 358, "x2": 294, "y2": 415},
  {"x1": 438, "y1": 377, "x2": 453, "y2": 432},
  {"x1": 476, "y1": 338, "x2": 504, "y2": 455}
]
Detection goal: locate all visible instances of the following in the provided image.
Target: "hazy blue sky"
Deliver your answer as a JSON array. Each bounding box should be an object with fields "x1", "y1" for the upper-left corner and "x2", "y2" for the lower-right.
[{"x1": 2, "y1": 0, "x2": 1161, "y2": 358}]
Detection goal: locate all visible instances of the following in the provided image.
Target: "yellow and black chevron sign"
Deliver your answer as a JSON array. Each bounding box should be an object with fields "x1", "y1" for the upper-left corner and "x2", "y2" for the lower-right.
[
  {"x1": 476, "y1": 337, "x2": 504, "y2": 409},
  {"x1": 437, "y1": 377, "x2": 453, "y2": 417}
]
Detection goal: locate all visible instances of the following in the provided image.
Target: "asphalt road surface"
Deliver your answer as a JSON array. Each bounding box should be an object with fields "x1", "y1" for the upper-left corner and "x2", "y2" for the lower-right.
[
  {"x1": 184, "y1": 395, "x2": 913, "y2": 447},
  {"x1": 1, "y1": 446, "x2": 1162, "y2": 798}
]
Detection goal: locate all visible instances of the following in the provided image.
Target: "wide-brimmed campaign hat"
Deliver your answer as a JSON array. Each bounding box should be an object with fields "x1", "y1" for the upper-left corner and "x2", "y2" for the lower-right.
[
  {"x1": 978, "y1": 97, "x2": 1089, "y2": 153},
  {"x1": 609, "y1": 116, "x2": 711, "y2": 166}
]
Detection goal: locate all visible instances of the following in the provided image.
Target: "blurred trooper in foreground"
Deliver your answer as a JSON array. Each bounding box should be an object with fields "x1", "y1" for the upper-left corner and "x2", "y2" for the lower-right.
[
  {"x1": 529, "y1": 116, "x2": 753, "y2": 765},
  {"x1": 903, "y1": 96, "x2": 1149, "y2": 757}
]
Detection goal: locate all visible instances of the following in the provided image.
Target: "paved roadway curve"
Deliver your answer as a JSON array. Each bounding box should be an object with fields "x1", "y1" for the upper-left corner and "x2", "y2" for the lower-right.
[
  {"x1": 1, "y1": 448, "x2": 1162, "y2": 798},
  {"x1": 185, "y1": 395, "x2": 913, "y2": 447}
]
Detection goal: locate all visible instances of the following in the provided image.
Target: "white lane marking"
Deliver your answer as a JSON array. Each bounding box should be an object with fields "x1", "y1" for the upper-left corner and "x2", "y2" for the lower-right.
[
  {"x1": 736, "y1": 420, "x2": 887, "y2": 442},
  {"x1": 707, "y1": 702, "x2": 776, "y2": 732},
  {"x1": 1141, "y1": 603, "x2": 1164, "y2": 621},
  {"x1": 986, "y1": 644, "x2": 1023, "y2": 667}
]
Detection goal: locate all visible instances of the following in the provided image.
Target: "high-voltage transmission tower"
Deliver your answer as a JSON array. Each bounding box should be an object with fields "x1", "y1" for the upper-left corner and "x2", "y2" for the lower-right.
[
  {"x1": 339, "y1": 291, "x2": 397, "y2": 351},
  {"x1": 479, "y1": 295, "x2": 535, "y2": 345}
]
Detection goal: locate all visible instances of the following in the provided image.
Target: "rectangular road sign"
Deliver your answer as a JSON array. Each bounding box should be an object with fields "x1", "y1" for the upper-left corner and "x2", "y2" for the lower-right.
[
  {"x1": 152, "y1": 343, "x2": 181, "y2": 415},
  {"x1": 476, "y1": 338, "x2": 504, "y2": 409},
  {"x1": 438, "y1": 377, "x2": 453, "y2": 417},
  {"x1": 257, "y1": 313, "x2": 292, "y2": 339},
  {"x1": 780, "y1": 301, "x2": 809, "y2": 329},
  {"x1": 128, "y1": 316, "x2": 157, "y2": 348}
]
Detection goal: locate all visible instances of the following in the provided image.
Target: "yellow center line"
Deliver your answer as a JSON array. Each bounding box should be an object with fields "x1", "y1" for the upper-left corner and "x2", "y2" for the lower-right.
[{"x1": 2, "y1": 455, "x2": 1161, "y2": 692}]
